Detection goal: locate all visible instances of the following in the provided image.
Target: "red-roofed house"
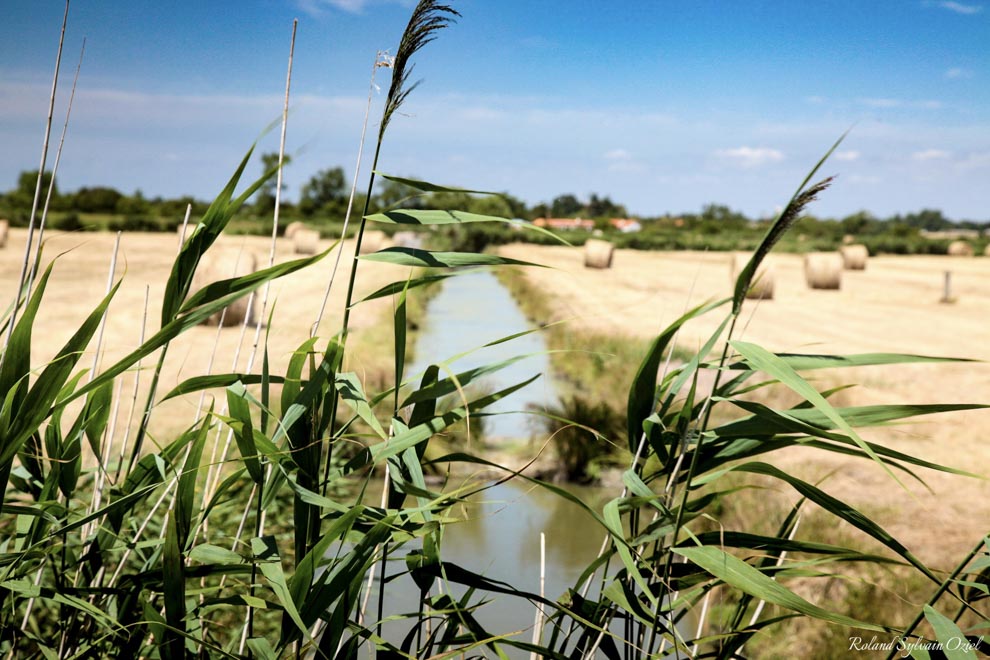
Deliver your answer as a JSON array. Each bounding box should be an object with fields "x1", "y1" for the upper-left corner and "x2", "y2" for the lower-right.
[
  {"x1": 532, "y1": 218, "x2": 596, "y2": 231},
  {"x1": 609, "y1": 218, "x2": 642, "y2": 233}
]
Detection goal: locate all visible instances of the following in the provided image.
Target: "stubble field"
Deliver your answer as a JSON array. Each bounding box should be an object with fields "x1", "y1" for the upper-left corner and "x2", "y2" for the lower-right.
[
  {"x1": 0, "y1": 228, "x2": 402, "y2": 443},
  {"x1": 498, "y1": 242, "x2": 990, "y2": 566}
]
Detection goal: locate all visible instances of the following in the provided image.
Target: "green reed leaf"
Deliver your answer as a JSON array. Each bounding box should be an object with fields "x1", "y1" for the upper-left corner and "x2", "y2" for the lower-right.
[
  {"x1": 360, "y1": 247, "x2": 541, "y2": 268},
  {"x1": 674, "y1": 545, "x2": 888, "y2": 631},
  {"x1": 923, "y1": 605, "x2": 977, "y2": 660}
]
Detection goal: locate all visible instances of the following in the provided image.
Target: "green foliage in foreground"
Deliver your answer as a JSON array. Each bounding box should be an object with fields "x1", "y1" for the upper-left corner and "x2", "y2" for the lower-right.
[{"x1": 4, "y1": 3, "x2": 990, "y2": 658}]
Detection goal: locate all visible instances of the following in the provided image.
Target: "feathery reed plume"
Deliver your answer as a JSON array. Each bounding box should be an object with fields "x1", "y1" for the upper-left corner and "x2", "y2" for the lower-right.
[
  {"x1": 733, "y1": 175, "x2": 833, "y2": 314},
  {"x1": 379, "y1": 1, "x2": 460, "y2": 141}
]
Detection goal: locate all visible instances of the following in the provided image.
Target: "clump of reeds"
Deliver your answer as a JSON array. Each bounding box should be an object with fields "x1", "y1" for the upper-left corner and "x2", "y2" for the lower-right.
[
  {"x1": 191, "y1": 247, "x2": 259, "y2": 326},
  {"x1": 730, "y1": 251, "x2": 775, "y2": 299}
]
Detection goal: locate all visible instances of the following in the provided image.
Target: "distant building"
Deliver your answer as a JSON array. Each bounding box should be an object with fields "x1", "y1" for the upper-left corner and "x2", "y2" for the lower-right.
[
  {"x1": 609, "y1": 218, "x2": 642, "y2": 233},
  {"x1": 533, "y1": 217, "x2": 595, "y2": 231}
]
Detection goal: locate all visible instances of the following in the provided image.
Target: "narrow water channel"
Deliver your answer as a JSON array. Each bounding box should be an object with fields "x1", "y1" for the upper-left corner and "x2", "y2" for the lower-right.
[
  {"x1": 407, "y1": 268, "x2": 556, "y2": 442},
  {"x1": 368, "y1": 268, "x2": 687, "y2": 656},
  {"x1": 380, "y1": 268, "x2": 617, "y2": 653}
]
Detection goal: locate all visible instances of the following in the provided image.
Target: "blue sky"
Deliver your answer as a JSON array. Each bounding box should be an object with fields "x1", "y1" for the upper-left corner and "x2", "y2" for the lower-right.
[{"x1": 2, "y1": 0, "x2": 988, "y2": 220}]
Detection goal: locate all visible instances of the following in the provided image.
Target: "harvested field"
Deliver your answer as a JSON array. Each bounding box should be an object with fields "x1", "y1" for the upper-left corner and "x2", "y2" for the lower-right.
[
  {"x1": 498, "y1": 243, "x2": 990, "y2": 566},
  {"x1": 0, "y1": 229, "x2": 405, "y2": 441}
]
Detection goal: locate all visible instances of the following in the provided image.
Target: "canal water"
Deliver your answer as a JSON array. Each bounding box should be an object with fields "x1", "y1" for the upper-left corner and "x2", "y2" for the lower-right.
[
  {"x1": 378, "y1": 268, "x2": 618, "y2": 653},
  {"x1": 358, "y1": 268, "x2": 687, "y2": 656},
  {"x1": 405, "y1": 268, "x2": 557, "y2": 443}
]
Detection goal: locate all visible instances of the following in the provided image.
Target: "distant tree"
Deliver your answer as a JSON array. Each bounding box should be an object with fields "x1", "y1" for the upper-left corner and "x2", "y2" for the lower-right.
[
  {"x1": 371, "y1": 177, "x2": 422, "y2": 213},
  {"x1": 3, "y1": 170, "x2": 58, "y2": 211},
  {"x1": 468, "y1": 194, "x2": 513, "y2": 218},
  {"x1": 700, "y1": 203, "x2": 748, "y2": 230},
  {"x1": 255, "y1": 152, "x2": 291, "y2": 214},
  {"x1": 551, "y1": 194, "x2": 582, "y2": 217},
  {"x1": 425, "y1": 191, "x2": 472, "y2": 211},
  {"x1": 498, "y1": 192, "x2": 530, "y2": 220},
  {"x1": 72, "y1": 186, "x2": 123, "y2": 214},
  {"x1": 901, "y1": 209, "x2": 952, "y2": 232},
  {"x1": 299, "y1": 167, "x2": 347, "y2": 218},
  {"x1": 840, "y1": 211, "x2": 877, "y2": 236},
  {"x1": 157, "y1": 195, "x2": 206, "y2": 219},
  {"x1": 116, "y1": 189, "x2": 149, "y2": 215},
  {"x1": 530, "y1": 202, "x2": 550, "y2": 219},
  {"x1": 586, "y1": 193, "x2": 627, "y2": 219}
]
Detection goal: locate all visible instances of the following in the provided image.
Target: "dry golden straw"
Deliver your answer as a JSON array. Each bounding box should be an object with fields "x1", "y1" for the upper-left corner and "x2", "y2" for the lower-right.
[
  {"x1": 804, "y1": 252, "x2": 842, "y2": 290},
  {"x1": 284, "y1": 220, "x2": 306, "y2": 240},
  {"x1": 192, "y1": 249, "x2": 259, "y2": 327},
  {"x1": 839, "y1": 244, "x2": 868, "y2": 270},
  {"x1": 293, "y1": 228, "x2": 321, "y2": 255},
  {"x1": 947, "y1": 240, "x2": 973, "y2": 257},
  {"x1": 583, "y1": 238, "x2": 614, "y2": 269},
  {"x1": 730, "y1": 252, "x2": 774, "y2": 300}
]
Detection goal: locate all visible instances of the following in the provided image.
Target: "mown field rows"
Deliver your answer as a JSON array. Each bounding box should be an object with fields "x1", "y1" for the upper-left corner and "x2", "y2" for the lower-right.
[{"x1": 498, "y1": 243, "x2": 990, "y2": 565}]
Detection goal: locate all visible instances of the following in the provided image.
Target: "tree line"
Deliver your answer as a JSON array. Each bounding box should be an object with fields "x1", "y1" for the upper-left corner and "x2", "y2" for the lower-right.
[{"x1": 1, "y1": 152, "x2": 986, "y2": 237}]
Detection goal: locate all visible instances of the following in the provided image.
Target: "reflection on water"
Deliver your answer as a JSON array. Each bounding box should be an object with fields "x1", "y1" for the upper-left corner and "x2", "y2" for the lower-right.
[
  {"x1": 377, "y1": 478, "x2": 612, "y2": 653},
  {"x1": 374, "y1": 269, "x2": 618, "y2": 653},
  {"x1": 407, "y1": 268, "x2": 556, "y2": 441}
]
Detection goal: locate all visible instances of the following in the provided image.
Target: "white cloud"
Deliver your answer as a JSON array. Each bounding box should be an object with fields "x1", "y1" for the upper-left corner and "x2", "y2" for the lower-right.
[
  {"x1": 848, "y1": 174, "x2": 882, "y2": 185},
  {"x1": 296, "y1": 0, "x2": 410, "y2": 15},
  {"x1": 912, "y1": 149, "x2": 952, "y2": 161},
  {"x1": 715, "y1": 146, "x2": 785, "y2": 168},
  {"x1": 860, "y1": 98, "x2": 902, "y2": 109},
  {"x1": 945, "y1": 67, "x2": 974, "y2": 79},
  {"x1": 804, "y1": 95, "x2": 826, "y2": 105},
  {"x1": 604, "y1": 148, "x2": 632, "y2": 161},
  {"x1": 938, "y1": 1, "x2": 984, "y2": 14},
  {"x1": 834, "y1": 150, "x2": 860, "y2": 162}
]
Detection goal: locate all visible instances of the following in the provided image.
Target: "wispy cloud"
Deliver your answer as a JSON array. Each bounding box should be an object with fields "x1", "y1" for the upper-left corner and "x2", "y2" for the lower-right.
[
  {"x1": 603, "y1": 148, "x2": 644, "y2": 173},
  {"x1": 715, "y1": 146, "x2": 785, "y2": 168},
  {"x1": 912, "y1": 149, "x2": 952, "y2": 161},
  {"x1": 860, "y1": 98, "x2": 902, "y2": 109},
  {"x1": 858, "y1": 97, "x2": 943, "y2": 110},
  {"x1": 296, "y1": 0, "x2": 410, "y2": 16},
  {"x1": 937, "y1": 1, "x2": 984, "y2": 14},
  {"x1": 945, "y1": 67, "x2": 974, "y2": 79},
  {"x1": 834, "y1": 150, "x2": 861, "y2": 162}
]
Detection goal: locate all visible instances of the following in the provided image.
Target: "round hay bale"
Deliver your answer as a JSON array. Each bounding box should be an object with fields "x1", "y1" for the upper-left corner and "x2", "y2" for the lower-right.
[
  {"x1": 392, "y1": 231, "x2": 421, "y2": 249},
  {"x1": 293, "y1": 228, "x2": 321, "y2": 255},
  {"x1": 804, "y1": 253, "x2": 842, "y2": 290},
  {"x1": 984, "y1": 244, "x2": 990, "y2": 257},
  {"x1": 284, "y1": 221, "x2": 306, "y2": 239},
  {"x1": 358, "y1": 230, "x2": 387, "y2": 255},
  {"x1": 842, "y1": 234, "x2": 856, "y2": 245},
  {"x1": 191, "y1": 249, "x2": 259, "y2": 327},
  {"x1": 839, "y1": 244, "x2": 868, "y2": 270},
  {"x1": 0, "y1": 219, "x2": 9, "y2": 248},
  {"x1": 729, "y1": 252, "x2": 774, "y2": 300},
  {"x1": 583, "y1": 239, "x2": 614, "y2": 269},
  {"x1": 948, "y1": 240, "x2": 973, "y2": 257}
]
